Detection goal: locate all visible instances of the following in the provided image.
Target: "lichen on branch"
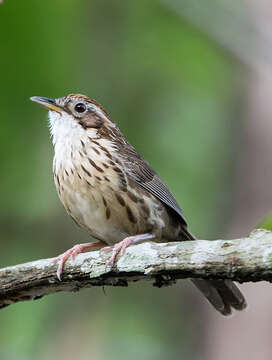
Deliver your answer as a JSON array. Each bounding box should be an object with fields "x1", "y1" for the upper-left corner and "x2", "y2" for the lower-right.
[{"x1": 0, "y1": 229, "x2": 271, "y2": 309}]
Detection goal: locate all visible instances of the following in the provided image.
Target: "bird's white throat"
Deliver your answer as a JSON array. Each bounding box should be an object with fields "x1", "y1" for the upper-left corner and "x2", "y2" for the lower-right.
[
  {"x1": 48, "y1": 110, "x2": 97, "y2": 172},
  {"x1": 48, "y1": 111, "x2": 87, "y2": 146}
]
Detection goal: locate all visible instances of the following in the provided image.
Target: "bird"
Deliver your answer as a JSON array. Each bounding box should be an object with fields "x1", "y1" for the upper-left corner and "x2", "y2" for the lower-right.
[{"x1": 30, "y1": 93, "x2": 247, "y2": 316}]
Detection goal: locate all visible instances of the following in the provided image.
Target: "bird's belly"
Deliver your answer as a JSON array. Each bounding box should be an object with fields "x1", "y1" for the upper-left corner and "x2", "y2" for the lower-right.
[
  {"x1": 54, "y1": 152, "x2": 175, "y2": 245},
  {"x1": 59, "y1": 183, "x2": 130, "y2": 244},
  {"x1": 56, "y1": 170, "x2": 159, "y2": 245}
]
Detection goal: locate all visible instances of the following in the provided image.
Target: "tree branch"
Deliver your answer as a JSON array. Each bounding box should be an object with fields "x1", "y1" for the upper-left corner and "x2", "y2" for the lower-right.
[{"x1": 0, "y1": 229, "x2": 271, "y2": 309}]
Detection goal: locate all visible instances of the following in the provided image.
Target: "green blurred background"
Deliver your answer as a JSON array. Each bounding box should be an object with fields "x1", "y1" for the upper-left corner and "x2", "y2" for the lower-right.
[{"x1": 1, "y1": 1, "x2": 272, "y2": 359}]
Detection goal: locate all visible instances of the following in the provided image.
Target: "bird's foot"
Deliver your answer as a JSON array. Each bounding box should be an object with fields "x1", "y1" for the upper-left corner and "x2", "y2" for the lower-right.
[
  {"x1": 53, "y1": 241, "x2": 105, "y2": 281},
  {"x1": 102, "y1": 233, "x2": 155, "y2": 267}
]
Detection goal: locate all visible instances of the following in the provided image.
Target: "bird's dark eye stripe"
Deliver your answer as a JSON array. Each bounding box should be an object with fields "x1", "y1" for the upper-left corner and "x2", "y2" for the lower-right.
[{"x1": 74, "y1": 103, "x2": 86, "y2": 113}]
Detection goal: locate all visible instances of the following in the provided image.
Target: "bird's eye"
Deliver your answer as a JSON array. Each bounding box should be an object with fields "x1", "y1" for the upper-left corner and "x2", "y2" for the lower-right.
[{"x1": 74, "y1": 103, "x2": 86, "y2": 113}]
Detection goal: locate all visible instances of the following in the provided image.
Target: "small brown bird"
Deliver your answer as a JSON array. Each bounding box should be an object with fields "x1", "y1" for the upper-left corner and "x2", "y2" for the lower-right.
[{"x1": 30, "y1": 94, "x2": 246, "y2": 315}]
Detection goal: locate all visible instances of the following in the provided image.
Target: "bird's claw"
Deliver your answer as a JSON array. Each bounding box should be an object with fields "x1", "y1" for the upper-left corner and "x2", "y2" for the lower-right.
[
  {"x1": 103, "y1": 238, "x2": 134, "y2": 268},
  {"x1": 52, "y1": 241, "x2": 105, "y2": 281}
]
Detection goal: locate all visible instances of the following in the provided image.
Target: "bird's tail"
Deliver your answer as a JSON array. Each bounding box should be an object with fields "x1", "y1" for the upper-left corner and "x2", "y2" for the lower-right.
[
  {"x1": 180, "y1": 227, "x2": 247, "y2": 316},
  {"x1": 191, "y1": 278, "x2": 247, "y2": 316}
]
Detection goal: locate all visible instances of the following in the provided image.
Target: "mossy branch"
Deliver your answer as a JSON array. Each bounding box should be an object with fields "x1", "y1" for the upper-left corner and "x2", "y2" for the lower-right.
[{"x1": 0, "y1": 229, "x2": 271, "y2": 309}]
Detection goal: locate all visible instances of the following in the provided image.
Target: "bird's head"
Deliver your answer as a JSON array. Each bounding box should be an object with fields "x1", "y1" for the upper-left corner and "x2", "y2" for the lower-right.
[{"x1": 30, "y1": 94, "x2": 115, "y2": 143}]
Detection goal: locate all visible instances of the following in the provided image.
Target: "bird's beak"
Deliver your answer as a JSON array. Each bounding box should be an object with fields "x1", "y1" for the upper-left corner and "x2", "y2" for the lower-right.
[{"x1": 30, "y1": 96, "x2": 62, "y2": 113}]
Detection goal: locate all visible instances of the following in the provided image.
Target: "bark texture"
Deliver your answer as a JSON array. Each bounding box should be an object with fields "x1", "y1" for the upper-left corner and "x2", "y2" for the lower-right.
[{"x1": 0, "y1": 229, "x2": 271, "y2": 309}]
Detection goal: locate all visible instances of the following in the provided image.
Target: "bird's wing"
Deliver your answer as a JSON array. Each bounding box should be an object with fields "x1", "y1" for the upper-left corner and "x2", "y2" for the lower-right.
[{"x1": 118, "y1": 141, "x2": 187, "y2": 225}]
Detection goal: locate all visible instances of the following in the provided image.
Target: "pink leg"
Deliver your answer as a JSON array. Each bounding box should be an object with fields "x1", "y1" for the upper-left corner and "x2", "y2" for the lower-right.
[
  {"x1": 53, "y1": 240, "x2": 106, "y2": 281},
  {"x1": 103, "y1": 233, "x2": 155, "y2": 267}
]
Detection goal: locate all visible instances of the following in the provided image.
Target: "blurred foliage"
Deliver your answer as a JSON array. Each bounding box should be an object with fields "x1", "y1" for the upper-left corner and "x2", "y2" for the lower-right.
[
  {"x1": 257, "y1": 214, "x2": 272, "y2": 231},
  {"x1": 0, "y1": 1, "x2": 247, "y2": 360}
]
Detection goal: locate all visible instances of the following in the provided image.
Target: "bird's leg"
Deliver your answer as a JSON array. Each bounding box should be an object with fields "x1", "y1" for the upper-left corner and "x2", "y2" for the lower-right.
[
  {"x1": 53, "y1": 240, "x2": 106, "y2": 281},
  {"x1": 103, "y1": 233, "x2": 155, "y2": 267}
]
